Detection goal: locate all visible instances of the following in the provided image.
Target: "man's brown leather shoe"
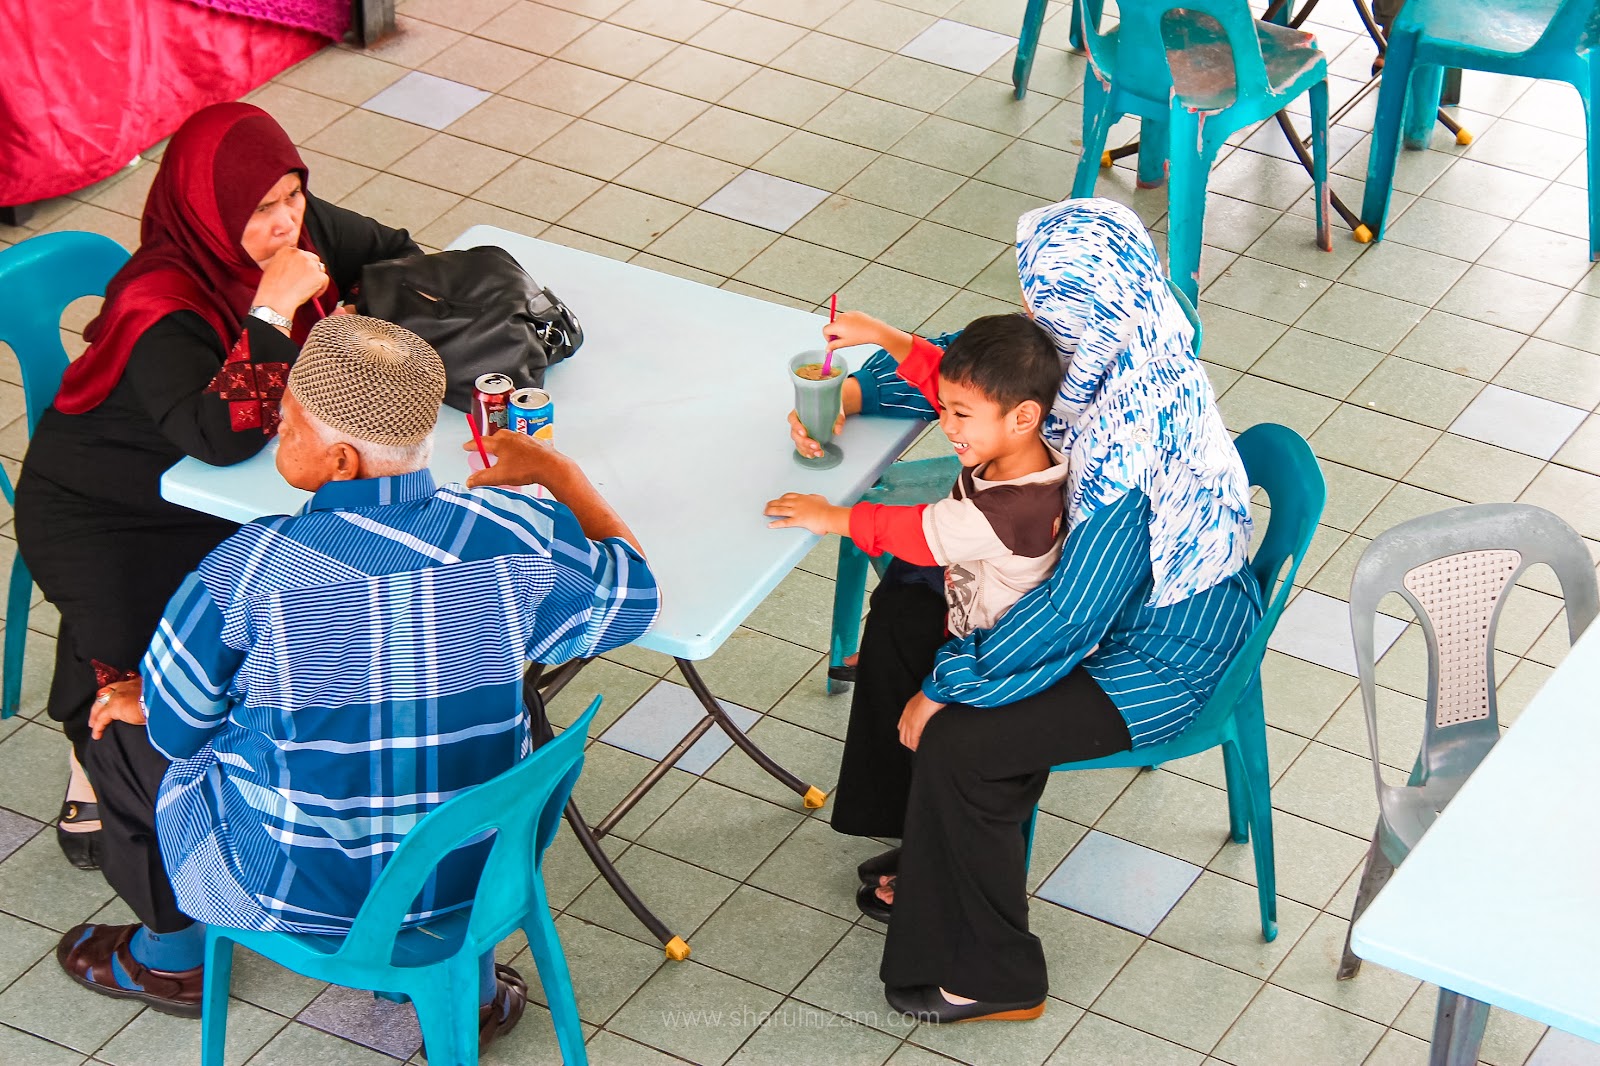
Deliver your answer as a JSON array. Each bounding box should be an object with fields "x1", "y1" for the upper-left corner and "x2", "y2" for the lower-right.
[
  {"x1": 478, "y1": 964, "x2": 527, "y2": 1051},
  {"x1": 56, "y1": 923, "x2": 203, "y2": 1018}
]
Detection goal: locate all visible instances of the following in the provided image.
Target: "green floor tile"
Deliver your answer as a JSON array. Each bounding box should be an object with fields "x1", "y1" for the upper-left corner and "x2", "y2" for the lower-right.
[
  {"x1": 1270, "y1": 741, "x2": 1382, "y2": 838},
  {"x1": 0, "y1": 1024, "x2": 87, "y2": 1066},
  {"x1": 1438, "y1": 264, "x2": 1569, "y2": 335},
  {"x1": 1493, "y1": 338, "x2": 1600, "y2": 410},
  {"x1": 805, "y1": 93, "x2": 926, "y2": 152},
  {"x1": 1298, "y1": 284, "x2": 1428, "y2": 353},
  {"x1": 836, "y1": 264, "x2": 959, "y2": 331},
  {"x1": 689, "y1": 884, "x2": 852, "y2": 993},
  {"x1": 0, "y1": 956, "x2": 141, "y2": 1054},
  {"x1": 666, "y1": 628, "x2": 821, "y2": 712},
  {"x1": 572, "y1": 738, "x2": 697, "y2": 841},
  {"x1": 567, "y1": 842, "x2": 739, "y2": 947},
  {"x1": 1047, "y1": 1013, "x2": 1203, "y2": 1066},
  {"x1": 1093, "y1": 771, "x2": 1231, "y2": 867},
  {"x1": 520, "y1": 914, "x2": 663, "y2": 1025},
  {"x1": 1206, "y1": 809, "x2": 1367, "y2": 911},
  {"x1": 726, "y1": 1000, "x2": 902, "y2": 1065},
  {"x1": 1151, "y1": 872, "x2": 1316, "y2": 979},
  {"x1": 1270, "y1": 912, "x2": 1420, "y2": 1026},
  {"x1": 1309, "y1": 405, "x2": 1440, "y2": 479},
  {"x1": 1349, "y1": 358, "x2": 1482, "y2": 429},
  {"x1": 911, "y1": 996, "x2": 1081, "y2": 1066},
  {"x1": 855, "y1": 55, "x2": 973, "y2": 113},
  {"x1": 1385, "y1": 198, "x2": 1511, "y2": 263},
  {"x1": 1212, "y1": 984, "x2": 1383, "y2": 1066},
  {"x1": 1036, "y1": 766, "x2": 1138, "y2": 827},
  {"x1": 1217, "y1": 375, "x2": 1338, "y2": 440},
  {"x1": 98, "y1": 997, "x2": 285, "y2": 1066},
  {"x1": 928, "y1": 179, "x2": 1049, "y2": 243},
  {"x1": 734, "y1": 237, "x2": 868, "y2": 304},
  {"x1": 1090, "y1": 942, "x2": 1259, "y2": 1053},
  {"x1": 891, "y1": 116, "x2": 1013, "y2": 177},
  {"x1": 703, "y1": 715, "x2": 843, "y2": 812},
  {"x1": 1536, "y1": 290, "x2": 1600, "y2": 356},
  {"x1": 1203, "y1": 258, "x2": 1331, "y2": 326},
  {"x1": 639, "y1": 779, "x2": 806, "y2": 880},
  {"x1": 1406, "y1": 433, "x2": 1543, "y2": 505},
  {"x1": 1340, "y1": 241, "x2": 1470, "y2": 308},
  {"x1": 609, "y1": 959, "x2": 784, "y2": 1066}
]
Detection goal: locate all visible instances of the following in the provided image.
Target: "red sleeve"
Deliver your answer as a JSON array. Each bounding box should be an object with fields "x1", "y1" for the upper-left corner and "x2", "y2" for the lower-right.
[
  {"x1": 848, "y1": 503, "x2": 939, "y2": 566},
  {"x1": 896, "y1": 335, "x2": 945, "y2": 410}
]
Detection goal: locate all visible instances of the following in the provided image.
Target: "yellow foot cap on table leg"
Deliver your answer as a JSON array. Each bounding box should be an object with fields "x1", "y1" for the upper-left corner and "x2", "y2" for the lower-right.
[
  {"x1": 1456, "y1": 128, "x2": 1473, "y2": 145},
  {"x1": 803, "y1": 786, "x2": 828, "y2": 809},
  {"x1": 1353, "y1": 224, "x2": 1373, "y2": 243},
  {"x1": 665, "y1": 937, "x2": 691, "y2": 961},
  {"x1": 1100, "y1": 150, "x2": 1113, "y2": 168}
]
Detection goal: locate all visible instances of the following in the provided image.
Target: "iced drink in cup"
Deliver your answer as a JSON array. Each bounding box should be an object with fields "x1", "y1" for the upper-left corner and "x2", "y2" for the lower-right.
[{"x1": 789, "y1": 349, "x2": 849, "y2": 471}]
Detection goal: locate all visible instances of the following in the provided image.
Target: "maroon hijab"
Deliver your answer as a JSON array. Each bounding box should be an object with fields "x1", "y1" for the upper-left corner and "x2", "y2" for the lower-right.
[{"x1": 56, "y1": 102, "x2": 337, "y2": 414}]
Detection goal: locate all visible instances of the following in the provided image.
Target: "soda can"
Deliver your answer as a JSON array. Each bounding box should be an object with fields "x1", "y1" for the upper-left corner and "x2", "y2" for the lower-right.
[
  {"x1": 509, "y1": 387, "x2": 554, "y2": 442},
  {"x1": 473, "y1": 373, "x2": 515, "y2": 435}
]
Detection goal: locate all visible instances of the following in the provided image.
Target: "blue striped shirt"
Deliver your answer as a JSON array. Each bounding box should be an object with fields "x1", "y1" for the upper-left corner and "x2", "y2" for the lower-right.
[
  {"x1": 855, "y1": 347, "x2": 1262, "y2": 746},
  {"x1": 143, "y1": 470, "x2": 659, "y2": 935}
]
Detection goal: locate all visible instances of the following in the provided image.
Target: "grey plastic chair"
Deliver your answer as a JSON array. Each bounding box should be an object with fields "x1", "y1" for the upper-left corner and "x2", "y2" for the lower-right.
[{"x1": 1336, "y1": 504, "x2": 1598, "y2": 1061}]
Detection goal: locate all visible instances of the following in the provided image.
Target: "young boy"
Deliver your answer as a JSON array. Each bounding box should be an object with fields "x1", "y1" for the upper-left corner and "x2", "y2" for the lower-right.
[{"x1": 765, "y1": 312, "x2": 1067, "y2": 641}]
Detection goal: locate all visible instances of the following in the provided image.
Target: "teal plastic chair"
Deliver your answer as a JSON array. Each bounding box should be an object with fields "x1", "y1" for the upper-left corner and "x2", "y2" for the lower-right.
[
  {"x1": 1022, "y1": 422, "x2": 1325, "y2": 941},
  {"x1": 1015, "y1": 0, "x2": 1102, "y2": 97},
  {"x1": 1361, "y1": 0, "x2": 1598, "y2": 260},
  {"x1": 199, "y1": 697, "x2": 603, "y2": 1066},
  {"x1": 825, "y1": 278, "x2": 1203, "y2": 692},
  {"x1": 0, "y1": 231, "x2": 130, "y2": 718},
  {"x1": 1070, "y1": 0, "x2": 1334, "y2": 302}
]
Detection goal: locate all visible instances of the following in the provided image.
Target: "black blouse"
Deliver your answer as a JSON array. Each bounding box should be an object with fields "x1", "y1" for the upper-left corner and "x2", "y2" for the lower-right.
[{"x1": 20, "y1": 195, "x2": 418, "y2": 518}]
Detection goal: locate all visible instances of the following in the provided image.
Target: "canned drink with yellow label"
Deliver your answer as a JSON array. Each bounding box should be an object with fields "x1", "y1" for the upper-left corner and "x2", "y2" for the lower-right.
[{"x1": 509, "y1": 387, "x2": 554, "y2": 442}]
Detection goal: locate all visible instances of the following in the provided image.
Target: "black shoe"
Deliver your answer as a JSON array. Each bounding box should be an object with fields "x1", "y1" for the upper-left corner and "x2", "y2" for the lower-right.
[
  {"x1": 57, "y1": 800, "x2": 102, "y2": 871},
  {"x1": 856, "y1": 882, "x2": 893, "y2": 923},
  {"x1": 857, "y1": 847, "x2": 900, "y2": 886},
  {"x1": 885, "y1": 984, "x2": 1046, "y2": 1024}
]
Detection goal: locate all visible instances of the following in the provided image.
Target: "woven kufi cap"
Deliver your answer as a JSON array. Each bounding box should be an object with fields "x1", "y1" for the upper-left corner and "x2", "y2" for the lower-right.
[{"x1": 289, "y1": 315, "x2": 446, "y2": 446}]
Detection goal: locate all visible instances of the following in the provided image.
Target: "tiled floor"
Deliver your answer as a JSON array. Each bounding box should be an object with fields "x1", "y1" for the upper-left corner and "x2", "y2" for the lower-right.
[{"x1": 2, "y1": 0, "x2": 1600, "y2": 1063}]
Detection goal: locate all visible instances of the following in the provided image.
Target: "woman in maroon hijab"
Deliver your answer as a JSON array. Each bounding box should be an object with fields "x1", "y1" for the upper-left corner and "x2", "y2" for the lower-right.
[{"x1": 14, "y1": 103, "x2": 417, "y2": 870}]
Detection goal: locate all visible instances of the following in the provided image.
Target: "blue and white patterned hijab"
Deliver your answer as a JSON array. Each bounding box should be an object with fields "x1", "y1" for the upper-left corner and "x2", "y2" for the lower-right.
[{"x1": 1017, "y1": 198, "x2": 1252, "y2": 609}]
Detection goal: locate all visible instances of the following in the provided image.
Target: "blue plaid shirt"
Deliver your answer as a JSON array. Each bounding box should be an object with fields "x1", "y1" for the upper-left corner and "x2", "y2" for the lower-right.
[{"x1": 143, "y1": 470, "x2": 659, "y2": 935}]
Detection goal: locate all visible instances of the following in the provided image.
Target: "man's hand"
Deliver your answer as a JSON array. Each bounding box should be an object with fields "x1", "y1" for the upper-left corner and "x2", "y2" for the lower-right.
[
  {"x1": 90, "y1": 679, "x2": 146, "y2": 740},
  {"x1": 764, "y1": 492, "x2": 850, "y2": 536},
  {"x1": 898, "y1": 690, "x2": 946, "y2": 751},
  {"x1": 463, "y1": 430, "x2": 577, "y2": 489}
]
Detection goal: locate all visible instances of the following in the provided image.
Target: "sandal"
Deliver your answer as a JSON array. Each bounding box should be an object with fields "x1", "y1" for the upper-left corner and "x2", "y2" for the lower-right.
[
  {"x1": 56, "y1": 799, "x2": 103, "y2": 871},
  {"x1": 56, "y1": 923, "x2": 203, "y2": 1017},
  {"x1": 856, "y1": 881, "x2": 893, "y2": 923}
]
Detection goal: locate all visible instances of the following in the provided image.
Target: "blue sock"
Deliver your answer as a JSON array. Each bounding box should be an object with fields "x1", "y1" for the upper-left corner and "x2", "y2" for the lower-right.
[
  {"x1": 129, "y1": 923, "x2": 206, "y2": 972},
  {"x1": 479, "y1": 951, "x2": 495, "y2": 1007}
]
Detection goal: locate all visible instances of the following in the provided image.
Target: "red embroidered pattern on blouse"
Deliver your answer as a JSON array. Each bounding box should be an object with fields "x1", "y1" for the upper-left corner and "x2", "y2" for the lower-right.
[{"x1": 207, "y1": 331, "x2": 289, "y2": 436}]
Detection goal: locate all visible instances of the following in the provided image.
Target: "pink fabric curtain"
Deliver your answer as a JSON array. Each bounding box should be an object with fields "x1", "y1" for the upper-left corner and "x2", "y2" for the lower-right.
[{"x1": 180, "y1": 0, "x2": 350, "y2": 40}]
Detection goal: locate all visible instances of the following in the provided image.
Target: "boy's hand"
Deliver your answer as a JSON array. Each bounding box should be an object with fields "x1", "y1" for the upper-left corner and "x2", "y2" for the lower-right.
[
  {"x1": 823, "y1": 310, "x2": 890, "y2": 352},
  {"x1": 899, "y1": 691, "x2": 946, "y2": 751},
  {"x1": 764, "y1": 493, "x2": 850, "y2": 536},
  {"x1": 789, "y1": 409, "x2": 844, "y2": 460}
]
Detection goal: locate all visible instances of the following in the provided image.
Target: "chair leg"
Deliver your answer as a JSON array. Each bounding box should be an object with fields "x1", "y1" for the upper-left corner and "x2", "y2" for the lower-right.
[
  {"x1": 1236, "y1": 698, "x2": 1277, "y2": 942},
  {"x1": 1404, "y1": 63, "x2": 1445, "y2": 150},
  {"x1": 1362, "y1": 29, "x2": 1418, "y2": 240},
  {"x1": 1583, "y1": 76, "x2": 1598, "y2": 262},
  {"x1": 1014, "y1": 0, "x2": 1049, "y2": 99},
  {"x1": 198, "y1": 934, "x2": 234, "y2": 1066},
  {"x1": 1072, "y1": 71, "x2": 1116, "y2": 199},
  {"x1": 1069, "y1": 0, "x2": 1104, "y2": 52},
  {"x1": 3, "y1": 555, "x2": 32, "y2": 718},
  {"x1": 1220, "y1": 740, "x2": 1249, "y2": 845},
  {"x1": 828, "y1": 537, "x2": 870, "y2": 695},
  {"x1": 1136, "y1": 115, "x2": 1170, "y2": 189},
  {"x1": 1430, "y1": 989, "x2": 1491, "y2": 1066},
  {"x1": 1309, "y1": 80, "x2": 1333, "y2": 252},
  {"x1": 411, "y1": 958, "x2": 480, "y2": 1066},
  {"x1": 524, "y1": 890, "x2": 589, "y2": 1066},
  {"x1": 1164, "y1": 108, "x2": 1209, "y2": 306},
  {"x1": 1337, "y1": 831, "x2": 1397, "y2": 980}
]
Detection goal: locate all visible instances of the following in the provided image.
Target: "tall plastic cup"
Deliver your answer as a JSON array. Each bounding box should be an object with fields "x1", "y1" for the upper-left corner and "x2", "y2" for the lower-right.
[{"x1": 789, "y1": 350, "x2": 849, "y2": 471}]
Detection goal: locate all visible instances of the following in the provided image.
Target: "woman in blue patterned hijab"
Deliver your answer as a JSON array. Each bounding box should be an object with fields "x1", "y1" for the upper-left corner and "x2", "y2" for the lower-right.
[
  {"x1": 1018, "y1": 197, "x2": 1253, "y2": 608},
  {"x1": 824, "y1": 196, "x2": 1264, "y2": 1026}
]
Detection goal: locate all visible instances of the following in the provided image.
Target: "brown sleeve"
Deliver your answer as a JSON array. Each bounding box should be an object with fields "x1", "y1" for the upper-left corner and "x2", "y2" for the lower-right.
[{"x1": 969, "y1": 482, "x2": 1067, "y2": 558}]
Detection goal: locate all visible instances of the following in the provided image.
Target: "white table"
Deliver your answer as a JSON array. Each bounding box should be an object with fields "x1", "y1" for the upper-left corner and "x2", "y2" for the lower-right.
[
  {"x1": 1351, "y1": 618, "x2": 1600, "y2": 1060},
  {"x1": 161, "y1": 226, "x2": 924, "y2": 958}
]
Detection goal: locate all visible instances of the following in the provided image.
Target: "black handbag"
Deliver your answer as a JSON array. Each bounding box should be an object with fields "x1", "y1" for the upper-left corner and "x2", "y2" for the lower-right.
[{"x1": 355, "y1": 246, "x2": 583, "y2": 412}]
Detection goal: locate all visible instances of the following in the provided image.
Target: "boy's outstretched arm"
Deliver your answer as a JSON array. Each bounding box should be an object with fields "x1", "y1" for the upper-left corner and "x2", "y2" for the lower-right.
[{"x1": 764, "y1": 495, "x2": 938, "y2": 567}]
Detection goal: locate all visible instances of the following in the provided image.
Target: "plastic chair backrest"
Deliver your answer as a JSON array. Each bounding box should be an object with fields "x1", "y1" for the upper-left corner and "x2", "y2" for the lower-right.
[
  {"x1": 1083, "y1": 0, "x2": 1273, "y2": 105},
  {"x1": 1185, "y1": 423, "x2": 1324, "y2": 735},
  {"x1": 1534, "y1": 0, "x2": 1600, "y2": 53},
  {"x1": 332, "y1": 699, "x2": 599, "y2": 967},
  {"x1": 0, "y1": 231, "x2": 130, "y2": 432},
  {"x1": 1349, "y1": 504, "x2": 1597, "y2": 832}
]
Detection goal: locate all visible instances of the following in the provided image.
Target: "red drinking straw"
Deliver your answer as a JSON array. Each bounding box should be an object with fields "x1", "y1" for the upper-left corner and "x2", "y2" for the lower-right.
[
  {"x1": 466, "y1": 412, "x2": 491, "y2": 470},
  {"x1": 821, "y1": 292, "x2": 839, "y2": 377}
]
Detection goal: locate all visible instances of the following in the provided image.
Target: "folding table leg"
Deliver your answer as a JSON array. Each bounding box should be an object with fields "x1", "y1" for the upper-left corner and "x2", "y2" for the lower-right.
[
  {"x1": 1430, "y1": 990, "x2": 1490, "y2": 1066},
  {"x1": 563, "y1": 800, "x2": 691, "y2": 961},
  {"x1": 677, "y1": 658, "x2": 828, "y2": 811}
]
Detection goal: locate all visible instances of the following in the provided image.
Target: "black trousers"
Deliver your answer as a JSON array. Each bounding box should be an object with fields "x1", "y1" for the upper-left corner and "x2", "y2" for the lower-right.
[
  {"x1": 831, "y1": 578, "x2": 1132, "y2": 1003},
  {"x1": 81, "y1": 721, "x2": 189, "y2": 932}
]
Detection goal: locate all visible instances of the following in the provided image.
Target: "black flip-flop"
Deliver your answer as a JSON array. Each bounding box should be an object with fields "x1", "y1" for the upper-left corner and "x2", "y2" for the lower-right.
[
  {"x1": 57, "y1": 799, "x2": 103, "y2": 871},
  {"x1": 856, "y1": 882, "x2": 893, "y2": 923}
]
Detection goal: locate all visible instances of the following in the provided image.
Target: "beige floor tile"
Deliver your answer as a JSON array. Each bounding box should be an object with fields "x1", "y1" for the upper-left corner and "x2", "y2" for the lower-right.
[
  {"x1": 586, "y1": 81, "x2": 708, "y2": 140},
  {"x1": 412, "y1": 198, "x2": 546, "y2": 248},
  {"x1": 421, "y1": 34, "x2": 541, "y2": 92},
  {"x1": 670, "y1": 106, "x2": 793, "y2": 166},
  {"x1": 391, "y1": 133, "x2": 518, "y2": 195},
  {"x1": 1152, "y1": 872, "x2": 1317, "y2": 979},
  {"x1": 559, "y1": 183, "x2": 690, "y2": 247},
  {"x1": 245, "y1": 83, "x2": 353, "y2": 144},
  {"x1": 1212, "y1": 984, "x2": 1384, "y2": 1066},
  {"x1": 504, "y1": 57, "x2": 625, "y2": 115},
  {"x1": 364, "y1": 15, "x2": 464, "y2": 67},
  {"x1": 444, "y1": 93, "x2": 571, "y2": 154},
  {"x1": 559, "y1": 22, "x2": 678, "y2": 79},
  {"x1": 646, "y1": 210, "x2": 780, "y2": 274},
  {"x1": 638, "y1": 44, "x2": 762, "y2": 102},
  {"x1": 338, "y1": 172, "x2": 462, "y2": 234},
  {"x1": 279, "y1": 47, "x2": 410, "y2": 106},
  {"x1": 477, "y1": 157, "x2": 606, "y2": 221},
  {"x1": 770, "y1": 31, "x2": 890, "y2": 90},
  {"x1": 721, "y1": 68, "x2": 843, "y2": 127},
  {"x1": 304, "y1": 108, "x2": 431, "y2": 168}
]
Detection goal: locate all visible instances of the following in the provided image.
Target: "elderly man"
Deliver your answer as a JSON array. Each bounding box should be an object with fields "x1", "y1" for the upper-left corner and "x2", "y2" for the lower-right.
[{"x1": 61, "y1": 316, "x2": 658, "y2": 1045}]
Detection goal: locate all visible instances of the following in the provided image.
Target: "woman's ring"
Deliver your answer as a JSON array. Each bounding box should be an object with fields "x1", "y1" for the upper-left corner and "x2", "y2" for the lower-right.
[{"x1": 95, "y1": 693, "x2": 110, "y2": 706}]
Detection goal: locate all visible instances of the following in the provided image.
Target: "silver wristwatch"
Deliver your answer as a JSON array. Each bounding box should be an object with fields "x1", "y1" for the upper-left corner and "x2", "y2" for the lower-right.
[{"x1": 248, "y1": 305, "x2": 292, "y2": 329}]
